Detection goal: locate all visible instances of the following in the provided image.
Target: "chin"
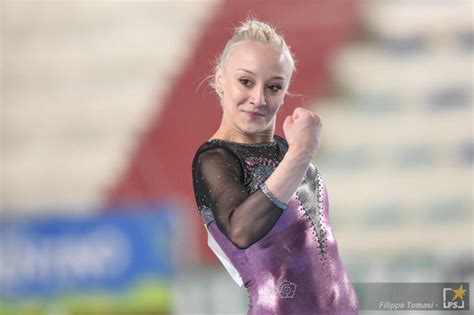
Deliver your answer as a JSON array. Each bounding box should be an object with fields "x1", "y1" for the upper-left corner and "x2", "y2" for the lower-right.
[{"x1": 240, "y1": 123, "x2": 267, "y2": 135}]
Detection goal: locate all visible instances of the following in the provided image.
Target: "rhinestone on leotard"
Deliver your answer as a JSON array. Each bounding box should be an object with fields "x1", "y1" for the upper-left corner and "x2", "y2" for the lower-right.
[{"x1": 296, "y1": 164, "x2": 328, "y2": 261}]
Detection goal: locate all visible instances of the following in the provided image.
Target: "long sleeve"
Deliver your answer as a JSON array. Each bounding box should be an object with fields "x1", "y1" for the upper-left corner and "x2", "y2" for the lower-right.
[{"x1": 193, "y1": 147, "x2": 284, "y2": 249}]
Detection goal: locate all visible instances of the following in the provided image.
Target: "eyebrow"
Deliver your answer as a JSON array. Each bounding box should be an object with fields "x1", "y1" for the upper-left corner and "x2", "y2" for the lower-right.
[{"x1": 236, "y1": 68, "x2": 286, "y2": 80}]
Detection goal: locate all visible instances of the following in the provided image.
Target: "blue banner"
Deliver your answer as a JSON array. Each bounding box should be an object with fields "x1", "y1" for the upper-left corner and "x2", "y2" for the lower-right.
[{"x1": 0, "y1": 210, "x2": 177, "y2": 298}]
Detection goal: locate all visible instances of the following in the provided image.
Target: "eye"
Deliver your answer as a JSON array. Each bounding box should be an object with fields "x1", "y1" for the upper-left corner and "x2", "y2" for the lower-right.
[
  {"x1": 239, "y1": 78, "x2": 253, "y2": 87},
  {"x1": 268, "y1": 84, "x2": 283, "y2": 93}
]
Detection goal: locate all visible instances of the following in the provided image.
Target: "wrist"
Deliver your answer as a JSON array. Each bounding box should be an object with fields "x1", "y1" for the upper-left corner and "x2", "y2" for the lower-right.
[
  {"x1": 258, "y1": 182, "x2": 288, "y2": 210},
  {"x1": 285, "y1": 146, "x2": 314, "y2": 165}
]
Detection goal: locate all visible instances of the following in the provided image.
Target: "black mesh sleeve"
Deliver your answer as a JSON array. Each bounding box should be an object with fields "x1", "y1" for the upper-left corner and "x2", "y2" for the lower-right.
[{"x1": 193, "y1": 147, "x2": 284, "y2": 249}]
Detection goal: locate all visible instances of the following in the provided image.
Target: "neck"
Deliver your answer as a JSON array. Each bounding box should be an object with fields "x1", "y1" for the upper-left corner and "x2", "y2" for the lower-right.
[{"x1": 211, "y1": 118, "x2": 274, "y2": 144}]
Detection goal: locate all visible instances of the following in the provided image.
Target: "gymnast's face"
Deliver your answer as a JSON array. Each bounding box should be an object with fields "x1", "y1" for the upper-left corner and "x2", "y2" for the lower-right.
[{"x1": 216, "y1": 40, "x2": 292, "y2": 137}]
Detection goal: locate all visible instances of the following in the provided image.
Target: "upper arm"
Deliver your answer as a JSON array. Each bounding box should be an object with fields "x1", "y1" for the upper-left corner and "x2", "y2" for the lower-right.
[{"x1": 193, "y1": 148, "x2": 248, "y2": 236}]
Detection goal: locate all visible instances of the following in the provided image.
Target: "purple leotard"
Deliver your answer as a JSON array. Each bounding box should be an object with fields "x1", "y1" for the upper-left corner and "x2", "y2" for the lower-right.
[{"x1": 192, "y1": 135, "x2": 359, "y2": 315}]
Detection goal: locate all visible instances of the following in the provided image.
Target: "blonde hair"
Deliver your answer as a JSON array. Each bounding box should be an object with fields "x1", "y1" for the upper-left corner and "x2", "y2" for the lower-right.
[{"x1": 211, "y1": 19, "x2": 296, "y2": 98}]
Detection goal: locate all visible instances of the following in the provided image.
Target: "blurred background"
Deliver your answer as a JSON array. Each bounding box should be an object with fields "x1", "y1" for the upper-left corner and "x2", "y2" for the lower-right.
[{"x1": 1, "y1": 0, "x2": 472, "y2": 314}]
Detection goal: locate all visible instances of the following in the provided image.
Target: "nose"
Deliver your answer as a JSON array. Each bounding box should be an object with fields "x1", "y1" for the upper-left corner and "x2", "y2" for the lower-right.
[{"x1": 249, "y1": 85, "x2": 267, "y2": 106}]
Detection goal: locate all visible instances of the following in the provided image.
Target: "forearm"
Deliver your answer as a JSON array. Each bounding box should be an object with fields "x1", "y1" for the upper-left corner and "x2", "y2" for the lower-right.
[
  {"x1": 227, "y1": 192, "x2": 282, "y2": 249},
  {"x1": 223, "y1": 150, "x2": 312, "y2": 249},
  {"x1": 264, "y1": 148, "x2": 313, "y2": 204},
  {"x1": 226, "y1": 149, "x2": 312, "y2": 248}
]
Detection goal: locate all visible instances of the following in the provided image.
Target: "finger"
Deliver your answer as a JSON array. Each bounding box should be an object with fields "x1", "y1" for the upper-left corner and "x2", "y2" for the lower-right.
[{"x1": 292, "y1": 109, "x2": 300, "y2": 120}]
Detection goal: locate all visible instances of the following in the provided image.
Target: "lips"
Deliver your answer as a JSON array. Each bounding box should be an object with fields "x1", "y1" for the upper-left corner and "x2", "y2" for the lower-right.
[{"x1": 243, "y1": 110, "x2": 264, "y2": 116}]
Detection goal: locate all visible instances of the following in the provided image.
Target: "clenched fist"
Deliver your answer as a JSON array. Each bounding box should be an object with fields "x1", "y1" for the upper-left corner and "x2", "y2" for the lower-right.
[{"x1": 283, "y1": 107, "x2": 322, "y2": 159}]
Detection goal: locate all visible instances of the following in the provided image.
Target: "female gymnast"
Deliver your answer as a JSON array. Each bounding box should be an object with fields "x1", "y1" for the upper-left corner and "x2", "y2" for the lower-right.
[{"x1": 191, "y1": 19, "x2": 359, "y2": 315}]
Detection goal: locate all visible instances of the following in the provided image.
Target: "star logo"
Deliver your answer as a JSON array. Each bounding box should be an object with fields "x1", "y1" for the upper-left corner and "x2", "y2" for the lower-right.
[{"x1": 451, "y1": 284, "x2": 466, "y2": 301}]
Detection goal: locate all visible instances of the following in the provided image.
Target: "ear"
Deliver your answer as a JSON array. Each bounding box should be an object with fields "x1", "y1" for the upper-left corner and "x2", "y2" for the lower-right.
[{"x1": 215, "y1": 65, "x2": 223, "y2": 90}]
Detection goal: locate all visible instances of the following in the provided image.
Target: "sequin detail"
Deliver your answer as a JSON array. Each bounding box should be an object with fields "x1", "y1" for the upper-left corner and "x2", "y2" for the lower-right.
[
  {"x1": 244, "y1": 156, "x2": 280, "y2": 193},
  {"x1": 296, "y1": 164, "x2": 328, "y2": 261},
  {"x1": 200, "y1": 205, "x2": 214, "y2": 224}
]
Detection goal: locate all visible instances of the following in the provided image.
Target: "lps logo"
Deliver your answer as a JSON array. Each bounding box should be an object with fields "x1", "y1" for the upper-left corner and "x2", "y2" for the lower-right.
[{"x1": 443, "y1": 284, "x2": 467, "y2": 310}]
